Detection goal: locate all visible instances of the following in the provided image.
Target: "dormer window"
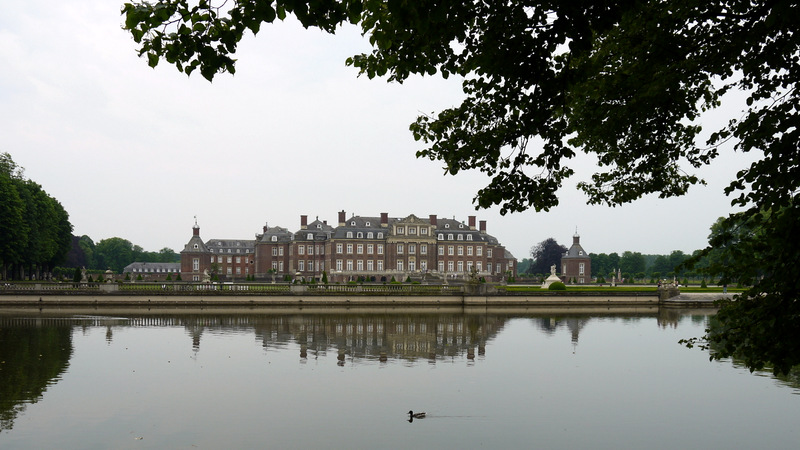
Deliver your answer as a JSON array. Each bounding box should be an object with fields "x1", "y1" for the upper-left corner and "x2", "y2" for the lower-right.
[
  {"x1": 317, "y1": 224, "x2": 322, "y2": 229},
  {"x1": 357, "y1": 232, "x2": 363, "y2": 238},
  {"x1": 438, "y1": 233, "x2": 444, "y2": 240},
  {"x1": 467, "y1": 234, "x2": 473, "y2": 241},
  {"x1": 347, "y1": 231, "x2": 353, "y2": 238},
  {"x1": 193, "y1": 244, "x2": 199, "y2": 249},
  {"x1": 579, "y1": 251, "x2": 583, "y2": 255},
  {"x1": 367, "y1": 232, "x2": 373, "y2": 239},
  {"x1": 457, "y1": 234, "x2": 464, "y2": 240},
  {"x1": 445, "y1": 224, "x2": 450, "y2": 228},
  {"x1": 351, "y1": 221, "x2": 356, "y2": 226},
  {"x1": 459, "y1": 223, "x2": 464, "y2": 228},
  {"x1": 307, "y1": 233, "x2": 313, "y2": 240},
  {"x1": 377, "y1": 232, "x2": 384, "y2": 239},
  {"x1": 365, "y1": 221, "x2": 371, "y2": 227},
  {"x1": 448, "y1": 234, "x2": 454, "y2": 240},
  {"x1": 271, "y1": 236, "x2": 277, "y2": 242}
]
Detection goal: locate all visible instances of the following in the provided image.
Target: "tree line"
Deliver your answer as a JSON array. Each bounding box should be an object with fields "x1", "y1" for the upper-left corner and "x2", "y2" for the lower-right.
[
  {"x1": 0, "y1": 154, "x2": 73, "y2": 281},
  {"x1": 519, "y1": 230, "x2": 729, "y2": 284},
  {"x1": 64, "y1": 236, "x2": 179, "y2": 274}
]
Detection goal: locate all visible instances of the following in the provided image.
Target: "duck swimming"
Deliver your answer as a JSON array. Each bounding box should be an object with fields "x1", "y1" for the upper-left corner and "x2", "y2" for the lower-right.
[{"x1": 408, "y1": 410, "x2": 426, "y2": 419}]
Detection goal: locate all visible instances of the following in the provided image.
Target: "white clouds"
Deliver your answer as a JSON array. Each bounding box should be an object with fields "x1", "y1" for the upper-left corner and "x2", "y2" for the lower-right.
[{"x1": 1, "y1": 1, "x2": 755, "y2": 260}]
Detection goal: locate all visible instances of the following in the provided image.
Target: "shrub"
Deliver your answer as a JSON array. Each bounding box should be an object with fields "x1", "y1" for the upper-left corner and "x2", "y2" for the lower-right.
[
  {"x1": 548, "y1": 281, "x2": 566, "y2": 291},
  {"x1": 701, "y1": 279, "x2": 707, "y2": 288}
]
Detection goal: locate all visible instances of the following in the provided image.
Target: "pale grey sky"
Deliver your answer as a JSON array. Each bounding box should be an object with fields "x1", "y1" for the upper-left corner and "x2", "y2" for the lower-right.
[{"x1": 1, "y1": 1, "x2": 759, "y2": 260}]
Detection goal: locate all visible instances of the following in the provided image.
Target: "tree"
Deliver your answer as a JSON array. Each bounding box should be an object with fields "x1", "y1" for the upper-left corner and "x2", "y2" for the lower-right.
[
  {"x1": 619, "y1": 251, "x2": 646, "y2": 276},
  {"x1": 529, "y1": 238, "x2": 566, "y2": 276},
  {"x1": 94, "y1": 238, "x2": 135, "y2": 273},
  {"x1": 123, "y1": 1, "x2": 800, "y2": 372}
]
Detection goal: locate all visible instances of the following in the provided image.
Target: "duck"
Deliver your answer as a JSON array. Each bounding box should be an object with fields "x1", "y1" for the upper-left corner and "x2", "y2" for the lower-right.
[{"x1": 408, "y1": 410, "x2": 426, "y2": 419}]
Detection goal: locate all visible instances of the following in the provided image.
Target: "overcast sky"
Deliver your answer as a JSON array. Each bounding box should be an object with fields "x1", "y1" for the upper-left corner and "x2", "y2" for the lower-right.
[{"x1": 2, "y1": 1, "x2": 760, "y2": 260}]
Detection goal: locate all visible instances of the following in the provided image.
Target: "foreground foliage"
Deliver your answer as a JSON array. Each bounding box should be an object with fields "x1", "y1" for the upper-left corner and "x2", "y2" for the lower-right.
[{"x1": 122, "y1": 1, "x2": 799, "y2": 373}]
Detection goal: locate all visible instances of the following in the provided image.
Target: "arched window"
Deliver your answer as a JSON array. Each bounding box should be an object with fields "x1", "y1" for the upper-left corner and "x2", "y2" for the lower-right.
[
  {"x1": 357, "y1": 232, "x2": 363, "y2": 238},
  {"x1": 438, "y1": 233, "x2": 444, "y2": 240},
  {"x1": 448, "y1": 234, "x2": 454, "y2": 240},
  {"x1": 467, "y1": 234, "x2": 473, "y2": 241},
  {"x1": 377, "y1": 232, "x2": 384, "y2": 239},
  {"x1": 347, "y1": 231, "x2": 353, "y2": 238},
  {"x1": 367, "y1": 232, "x2": 373, "y2": 239}
]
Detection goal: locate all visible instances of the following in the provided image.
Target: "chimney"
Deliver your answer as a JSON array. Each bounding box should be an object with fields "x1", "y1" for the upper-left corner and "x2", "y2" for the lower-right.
[
  {"x1": 573, "y1": 234, "x2": 580, "y2": 245},
  {"x1": 381, "y1": 212, "x2": 388, "y2": 227},
  {"x1": 338, "y1": 210, "x2": 346, "y2": 227},
  {"x1": 429, "y1": 215, "x2": 438, "y2": 227},
  {"x1": 468, "y1": 216, "x2": 476, "y2": 230},
  {"x1": 263, "y1": 223, "x2": 268, "y2": 233},
  {"x1": 300, "y1": 215, "x2": 308, "y2": 230},
  {"x1": 193, "y1": 225, "x2": 200, "y2": 237},
  {"x1": 479, "y1": 220, "x2": 486, "y2": 233}
]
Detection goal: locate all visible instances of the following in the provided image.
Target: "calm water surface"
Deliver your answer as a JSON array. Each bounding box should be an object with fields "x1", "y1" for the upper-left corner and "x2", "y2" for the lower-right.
[{"x1": 1, "y1": 306, "x2": 798, "y2": 449}]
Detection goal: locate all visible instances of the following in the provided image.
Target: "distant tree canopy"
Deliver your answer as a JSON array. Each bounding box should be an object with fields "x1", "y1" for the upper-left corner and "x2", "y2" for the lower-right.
[
  {"x1": 123, "y1": 1, "x2": 800, "y2": 373},
  {"x1": 66, "y1": 236, "x2": 180, "y2": 273},
  {"x1": 528, "y1": 238, "x2": 566, "y2": 275},
  {"x1": 0, "y1": 153, "x2": 73, "y2": 280}
]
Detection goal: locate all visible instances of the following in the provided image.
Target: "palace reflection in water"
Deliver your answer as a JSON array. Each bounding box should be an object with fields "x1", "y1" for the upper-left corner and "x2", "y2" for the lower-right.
[{"x1": 3, "y1": 307, "x2": 800, "y2": 450}]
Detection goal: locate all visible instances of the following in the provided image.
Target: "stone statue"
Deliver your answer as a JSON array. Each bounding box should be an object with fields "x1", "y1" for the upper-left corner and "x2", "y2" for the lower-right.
[
  {"x1": 550, "y1": 264, "x2": 557, "y2": 276},
  {"x1": 202, "y1": 268, "x2": 211, "y2": 283},
  {"x1": 80, "y1": 267, "x2": 88, "y2": 283}
]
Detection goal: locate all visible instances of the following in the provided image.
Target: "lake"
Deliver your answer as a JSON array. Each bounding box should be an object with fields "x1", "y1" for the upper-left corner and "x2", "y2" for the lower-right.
[{"x1": 1, "y1": 306, "x2": 798, "y2": 449}]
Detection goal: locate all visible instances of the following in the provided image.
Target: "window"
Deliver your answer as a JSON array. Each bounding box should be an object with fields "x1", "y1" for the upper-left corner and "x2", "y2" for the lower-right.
[
  {"x1": 192, "y1": 258, "x2": 199, "y2": 271},
  {"x1": 193, "y1": 244, "x2": 199, "y2": 249},
  {"x1": 227, "y1": 267, "x2": 232, "y2": 275},
  {"x1": 298, "y1": 246, "x2": 305, "y2": 255},
  {"x1": 448, "y1": 234, "x2": 454, "y2": 240},
  {"x1": 397, "y1": 260, "x2": 404, "y2": 271},
  {"x1": 457, "y1": 234, "x2": 464, "y2": 241},
  {"x1": 377, "y1": 260, "x2": 384, "y2": 271},
  {"x1": 227, "y1": 256, "x2": 232, "y2": 263},
  {"x1": 579, "y1": 263, "x2": 585, "y2": 275},
  {"x1": 458, "y1": 261, "x2": 464, "y2": 272},
  {"x1": 409, "y1": 244, "x2": 416, "y2": 254},
  {"x1": 307, "y1": 245, "x2": 313, "y2": 255},
  {"x1": 438, "y1": 233, "x2": 444, "y2": 240},
  {"x1": 367, "y1": 232, "x2": 373, "y2": 239},
  {"x1": 438, "y1": 261, "x2": 444, "y2": 272},
  {"x1": 307, "y1": 260, "x2": 312, "y2": 271},
  {"x1": 210, "y1": 257, "x2": 214, "y2": 263},
  {"x1": 377, "y1": 244, "x2": 384, "y2": 255},
  {"x1": 409, "y1": 227, "x2": 417, "y2": 235},
  {"x1": 488, "y1": 248, "x2": 493, "y2": 258},
  {"x1": 579, "y1": 251, "x2": 584, "y2": 255},
  {"x1": 457, "y1": 246, "x2": 464, "y2": 256},
  {"x1": 307, "y1": 233, "x2": 313, "y2": 240},
  {"x1": 357, "y1": 244, "x2": 363, "y2": 254},
  {"x1": 279, "y1": 247, "x2": 284, "y2": 256},
  {"x1": 357, "y1": 232, "x2": 363, "y2": 238},
  {"x1": 421, "y1": 228, "x2": 428, "y2": 235},
  {"x1": 445, "y1": 224, "x2": 450, "y2": 228},
  {"x1": 365, "y1": 221, "x2": 371, "y2": 226},
  {"x1": 347, "y1": 231, "x2": 353, "y2": 238},
  {"x1": 367, "y1": 244, "x2": 374, "y2": 254},
  {"x1": 438, "y1": 246, "x2": 444, "y2": 256},
  {"x1": 357, "y1": 260, "x2": 364, "y2": 271},
  {"x1": 377, "y1": 232, "x2": 384, "y2": 239},
  {"x1": 409, "y1": 261, "x2": 416, "y2": 271},
  {"x1": 346, "y1": 260, "x2": 353, "y2": 271},
  {"x1": 299, "y1": 261, "x2": 305, "y2": 271},
  {"x1": 420, "y1": 261, "x2": 427, "y2": 270},
  {"x1": 236, "y1": 256, "x2": 241, "y2": 263},
  {"x1": 420, "y1": 244, "x2": 427, "y2": 255},
  {"x1": 477, "y1": 246, "x2": 483, "y2": 256},
  {"x1": 459, "y1": 223, "x2": 464, "y2": 228},
  {"x1": 397, "y1": 244, "x2": 404, "y2": 254},
  {"x1": 367, "y1": 260, "x2": 374, "y2": 271},
  {"x1": 336, "y1": 260, "x2": 343, "y2": 271},
  {"x1": 336, "y1": 244, "x2": 343, "y2": 254},
  {"x1": 397, "y1": 227, "x2": 405, "y2": 234},
  {"x1": 466, "y1": 262, "x2": 473, "y2": 272},
  {"x1": 351, "y1": 221, "x2": 356, "y2": 226},
  {"x1": 272, "y1": 261, "x2": 278, "y2": 270},
  {"x1": 272, "y1": 247, "x2": 278, "y2": 256},
  {"x1": 467, "y1": 246, "x2": 473, "y2": 256},
  {"x1": 347, "y1": 244, "x2": 353, "y2": 254},
  {"x1": 236, "y1": 267, "x2": 242, "y2": 275},
  {"x1": 447, "y1": 261, "x2": 454, "y2": 272},
  {"x1": 279, "y1": 261, "x2": 284, "y2": 271},
  {"x1": 467, "y1": 234, "x2": 473, "y2": 241},
  {"x1": 476, "y1": 261, "x2": 482, "y2": 272}
]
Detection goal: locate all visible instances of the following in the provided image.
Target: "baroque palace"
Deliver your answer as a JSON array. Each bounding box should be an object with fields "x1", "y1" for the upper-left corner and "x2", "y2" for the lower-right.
[{"x1": 180, "y1": 211, "x2": 517, "y2": 283}]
